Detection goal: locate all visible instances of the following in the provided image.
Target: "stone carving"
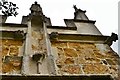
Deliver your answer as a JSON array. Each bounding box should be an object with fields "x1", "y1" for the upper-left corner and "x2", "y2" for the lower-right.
[
  {"x1": 73, "y1": 5, "x2": 78, "y2": 11},
  {"x1": 30, "y1": 1, "x2": 43, "y2": 16},
  {"x1": 104, "y1": 33, "x2": 118, "y2": 46},
  {"x1": 50, "y1": 32, "x2": 59, "y2": 40},
  {"x1": 14, "y1": 30, "x2": 26, "y2": 39},
  {"x1": 31, "y1": 52, "x2": 45, "y2": 62},
  {"x1": 31, "y1": 52, "x2": 46, "y2": 74}
]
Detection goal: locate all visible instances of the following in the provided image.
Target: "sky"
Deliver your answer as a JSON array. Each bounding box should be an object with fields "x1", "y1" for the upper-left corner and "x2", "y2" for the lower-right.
[{"x1": 2, "y1": 0, "x2": 119, "y2": 55}]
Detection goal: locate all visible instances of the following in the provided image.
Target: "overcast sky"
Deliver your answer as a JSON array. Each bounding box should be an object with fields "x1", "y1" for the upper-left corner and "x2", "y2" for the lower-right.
[{"x1": 4, "y1": 0, "x2": 119, "y2": 54}]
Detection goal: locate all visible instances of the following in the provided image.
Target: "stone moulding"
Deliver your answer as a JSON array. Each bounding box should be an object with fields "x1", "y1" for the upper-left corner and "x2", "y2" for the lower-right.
[
  {"x1": 64, "y1": 19, "x2": 96, "y2": 24},
  {"x1": 0, "y1": 23, "x2": 27, "y2": 27},
  {"x1": 49, "y1": 33, "x2": 109, "y2": 43},
  {"x1": 0, "y1": 74, "x2": 114, "y2": 80},
  {"x1": 0, "y1": 31, "x2": 26, "y2": 40},
  {"x1": 47, "y1": 26, "x2": 77, "y2": 30}
]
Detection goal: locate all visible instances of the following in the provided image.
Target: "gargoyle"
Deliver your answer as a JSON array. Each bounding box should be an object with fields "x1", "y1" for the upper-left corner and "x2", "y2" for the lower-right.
[{"x1": 104, "y1": 33, "x2": 118, "y2": 46}]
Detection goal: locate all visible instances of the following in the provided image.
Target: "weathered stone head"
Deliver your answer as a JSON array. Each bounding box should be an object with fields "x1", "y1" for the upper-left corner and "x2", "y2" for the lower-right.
[{"x1": 111, "y1": 33, "x2": 118, "y2": 42}]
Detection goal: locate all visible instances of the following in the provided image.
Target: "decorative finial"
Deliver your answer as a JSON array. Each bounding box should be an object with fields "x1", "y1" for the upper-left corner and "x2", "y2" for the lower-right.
[
  {"x1": 73, "y1": 5, "x2": 78, "y2": 11},
  {"x1": 30, "y1": 1, "x2": 43, "y2": 15},
  {"x1": 35, "y1": 1, "x2": 38, "y2": 5}
]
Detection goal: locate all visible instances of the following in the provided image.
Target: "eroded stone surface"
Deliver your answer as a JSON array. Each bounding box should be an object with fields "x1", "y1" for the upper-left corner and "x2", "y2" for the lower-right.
[
  {"x1": 51, "y1": 42, "x2": 67, "y2": 48},
  {"x1": 83, "y1": 63, "x2": 109, "y2": 74},
  {"x1": 64, "y1": 48, "x2": 78, "y2": 57},
  {"x1": 61, "y1": 65, "x2": 82, "y2": 74},
  {"x1": 2, "y1": 39, "x2": 23, "y2": 46},
  {"x1": 1, "y1": 39, "x2": 23, "y2": 74},
  {"x1": 2, "y1": 56, "x2": 22, "y2": 74},
  {"x1": 51, "y1": 41, "x2": 119, "y2": 78}
]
